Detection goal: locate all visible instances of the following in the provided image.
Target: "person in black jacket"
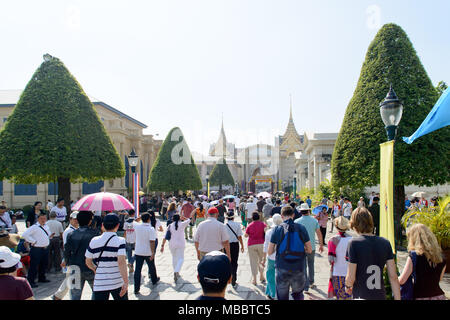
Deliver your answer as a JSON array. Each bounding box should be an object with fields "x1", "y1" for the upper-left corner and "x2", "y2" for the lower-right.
[
  {"x1": 25, "y1": 202, "x2": 45, "y2": 228},
  {"x1": 368, "y1": 197, "x2": 380, "y2": 236},
  {"x1": 64, "y1": 211, "x2": 100, "y2": 300}
]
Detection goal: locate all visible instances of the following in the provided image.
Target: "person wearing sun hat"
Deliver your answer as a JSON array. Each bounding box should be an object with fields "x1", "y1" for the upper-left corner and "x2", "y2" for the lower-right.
[
  {"x1": 0, "y1": 246, "x2": 34, "y2": 300},
  {"x1": 0, "y1": 227, "x2": 20, "y2": 249},
  {"x1": 263, "y1": 214, "x2": 283, "y2": 300},
  {"x1": 327, "y1": 216, "x2": 352, "y2": 300}
]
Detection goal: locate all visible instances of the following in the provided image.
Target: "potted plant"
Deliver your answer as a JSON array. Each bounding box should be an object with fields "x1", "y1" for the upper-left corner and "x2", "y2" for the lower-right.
[{"x1": 401, "y1": 196, "x2": 450, "y2": 273}]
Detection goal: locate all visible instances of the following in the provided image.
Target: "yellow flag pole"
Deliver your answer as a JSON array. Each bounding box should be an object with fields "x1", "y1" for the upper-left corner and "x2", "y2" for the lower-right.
[{"x1": 379, "y1": 140, "x2": 396, "y2": 254}]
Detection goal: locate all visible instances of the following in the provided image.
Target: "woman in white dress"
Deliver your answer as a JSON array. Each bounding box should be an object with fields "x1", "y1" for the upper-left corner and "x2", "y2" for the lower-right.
[{"x1": 160, "y1": 214, "x2": 191, "y2": 282}]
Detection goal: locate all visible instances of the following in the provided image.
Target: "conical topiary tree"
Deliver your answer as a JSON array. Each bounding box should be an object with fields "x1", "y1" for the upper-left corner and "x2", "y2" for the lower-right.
[
  {"x1": 0, "y1": 54, "x2": 125, "y2": 211},
  {"x1": 209, "y1": 158, "x2": 235, "y2": 192},
  {"x1": 331, "y1": 24, "x2": 450, "y2": 240},
  {"x1": 147, "y1": 127, "x2": 202, "y2": 193}
]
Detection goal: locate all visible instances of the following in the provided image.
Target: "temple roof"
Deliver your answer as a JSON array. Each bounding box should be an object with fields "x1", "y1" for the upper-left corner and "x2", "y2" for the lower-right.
[
  {"x1": 280, "y1": 95, "x2": 302, "y2": 155},
  {"x1": 210, "y1": 115, "x2": 232, "y2": 157}
]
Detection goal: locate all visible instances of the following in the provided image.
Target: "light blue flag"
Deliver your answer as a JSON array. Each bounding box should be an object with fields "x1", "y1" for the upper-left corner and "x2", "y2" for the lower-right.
[{"x1": 402, "y1": 87, "x2": 450, "y2": 144}]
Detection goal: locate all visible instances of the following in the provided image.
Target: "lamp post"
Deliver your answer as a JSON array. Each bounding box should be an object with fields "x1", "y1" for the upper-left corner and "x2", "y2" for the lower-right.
[
  {"x1": 206, "y1": 174, "x2": 210, "y2": 199},
  {"x1": 128, "y1": 148, "x2": 139, "y2": 215},
  {"x1": 379, "y1": 85, "x2": 403, "y2": 251},
  {"x1": 380, "y1": 85, "x2": 403, "y2": 141},
  {"x1": 293, "y1": 170, "x2": 297, "y2": 200}
]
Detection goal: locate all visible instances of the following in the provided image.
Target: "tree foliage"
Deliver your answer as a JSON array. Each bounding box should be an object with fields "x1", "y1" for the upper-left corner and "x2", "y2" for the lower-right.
[
  {"x1": 209, "y1": 158, "x2": 234, "y2": 190},
  {"x1": 331, "y1": 23, "x2": 450, "y2": 189},
  {"x1": 436, "y1": 81, "x2": 448, "y2": 97},
  {"x1": 0, "y1": 55, "x2": 124, "y2": 184},
  {"x1": 147, "y1": 127, "x2": 202, "y2": 192}
]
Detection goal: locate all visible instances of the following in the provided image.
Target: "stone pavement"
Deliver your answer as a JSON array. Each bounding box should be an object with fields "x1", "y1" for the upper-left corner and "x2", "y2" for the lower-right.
[
  {"x1": 16, "y1": 216, "x2": 450, "y2": 300},
  {"x1": 17, "y1": 216, "x2": 333, "y2": 300}
]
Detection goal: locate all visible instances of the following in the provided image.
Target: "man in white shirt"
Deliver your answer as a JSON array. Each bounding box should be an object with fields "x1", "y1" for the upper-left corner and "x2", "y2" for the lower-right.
[
  {"x1": 245, "y1": 197, "x2": 258, "y2": 223},
  {"x1": 22, "y1": 212, "x2": 52, "y2": 288},
  {"x1": 46, "y1": 199, "x2": 54, "y2": 212},
  {"x1": 132, "y1": 212, "x2": 158, "y2": 294},
  {"x1": 85, "y1": 214, "x2": 128, "y2": 300},
  {"x1": 343, "y1": 197, "x2": 353, "y2": 218},
  {"x1": 224, "y1": 210, "x2": 244, "y2": 287},
  {"x1": 194, "y1": 207, "x2": 231, "y2": 261},
  {"x1": 369, "y1": 192, "x2": 376, "y2": 207},
  {"x1": 46, "y1": 212, "x2": 64, "y2": 273},
  {"x1": 50, "y1": 198, "x2": 67, "y2": 226},
  {"x1": 123, "y1": 210, "x2": 136, "y2": 273}
]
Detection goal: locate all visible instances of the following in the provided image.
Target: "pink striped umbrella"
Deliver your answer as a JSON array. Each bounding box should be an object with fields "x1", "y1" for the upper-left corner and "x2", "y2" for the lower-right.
[{"x1": 72, "y1": 192, "x2": 134, "y2": 212}]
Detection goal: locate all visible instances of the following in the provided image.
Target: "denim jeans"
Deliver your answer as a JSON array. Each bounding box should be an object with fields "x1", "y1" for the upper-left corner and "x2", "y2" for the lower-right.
[
  {"x1": 304, "y1": 251, "x2": 315, "y2": 290},
  {"x1": 70, "y1": 271, "x2": 94, "y2": 300},
  {"x1": 275, "y1": 268, "x2": 305, "y2": 300},
  {"x1": 126, "y1": 243, "x2": 135, "y2": 265}
]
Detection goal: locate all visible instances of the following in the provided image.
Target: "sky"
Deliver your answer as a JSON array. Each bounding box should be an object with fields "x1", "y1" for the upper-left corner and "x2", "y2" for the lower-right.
[{"x1": 1, "y1": 0, "x2": 449, "y2": 155}]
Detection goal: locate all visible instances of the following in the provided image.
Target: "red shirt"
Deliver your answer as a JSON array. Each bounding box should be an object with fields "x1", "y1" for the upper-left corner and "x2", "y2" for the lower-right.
[
  {"x1": 245, "y1": 221, "x2": 267, "y2": 246},
  {"x1": 0, "y1": 275, "x2": 33, "y2": 300},
  {"x1": 180, "y1": 203, "x2": 195, "y2": 218}
]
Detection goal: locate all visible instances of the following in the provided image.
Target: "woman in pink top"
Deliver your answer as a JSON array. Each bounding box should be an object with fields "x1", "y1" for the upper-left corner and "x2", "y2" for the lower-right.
[
  {"x1": 316, "y1": 206, "x2": 328, "y2": 245},
  {"x1": 245, "y1": 212, "x2": 267, "y2": 285}
]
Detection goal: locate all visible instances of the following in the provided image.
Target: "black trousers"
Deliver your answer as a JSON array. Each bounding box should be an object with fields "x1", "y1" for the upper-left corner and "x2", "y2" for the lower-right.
[
  {"x1": 93, "y1": 287, "x2": 128, "y2": 300},
  {"x1": 28, "y1": 247, "x2": 49, "y2": 284},
  {"x1": 134, "y1": 255, "x2": 158, "y2": 292},
  {"x1": 230, "y1": 242, "x2": 240, "y2": 283},
  {"x1": 48, "y1": 237, "x2": 62, "y2": 272},
  {"x1": 320, "y1": 226, "x2": 327, "y2": 245}
]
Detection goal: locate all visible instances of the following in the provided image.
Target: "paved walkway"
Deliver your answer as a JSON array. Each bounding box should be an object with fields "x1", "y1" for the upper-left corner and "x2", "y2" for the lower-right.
[{"x1": 16, "y1": 216, "x2": 449, "y2": 300}]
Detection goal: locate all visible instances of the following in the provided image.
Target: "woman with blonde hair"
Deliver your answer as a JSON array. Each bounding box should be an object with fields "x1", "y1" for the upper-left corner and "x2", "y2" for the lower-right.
[
  {"x1": 166, "y1": 202, "x2": 177, "y2": 226},
  {"x1": 398, "y1": 223, "x2": 447, "y2": 300}
]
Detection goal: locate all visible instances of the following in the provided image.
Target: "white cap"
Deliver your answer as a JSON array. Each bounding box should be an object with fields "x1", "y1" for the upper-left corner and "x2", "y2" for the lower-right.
[
  {"x1": 0, "y1": 246, "x2": 21, "y2": 268},
  {"x1": 70, "y1": 211, "x2": 78, "y2": 219}
]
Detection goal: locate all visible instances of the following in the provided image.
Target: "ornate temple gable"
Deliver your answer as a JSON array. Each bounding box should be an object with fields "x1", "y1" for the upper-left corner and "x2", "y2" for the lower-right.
[
  {"x1": 210, "y1": 116, "x2": 231, "y2": 157},
  {"x1": 280, "y1": 98, "x2": 302, "y2": 156}
]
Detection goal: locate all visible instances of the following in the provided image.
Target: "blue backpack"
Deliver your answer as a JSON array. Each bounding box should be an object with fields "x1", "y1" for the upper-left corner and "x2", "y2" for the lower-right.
[{"x1": 277, "y1": 222, "x2": 306, "y2": 262}]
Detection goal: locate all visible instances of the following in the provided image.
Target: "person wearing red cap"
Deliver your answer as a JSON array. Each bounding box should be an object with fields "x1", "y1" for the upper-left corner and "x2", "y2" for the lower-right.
[{"x1": 193, "y1": 207, "x2": 231, "y2": 262}]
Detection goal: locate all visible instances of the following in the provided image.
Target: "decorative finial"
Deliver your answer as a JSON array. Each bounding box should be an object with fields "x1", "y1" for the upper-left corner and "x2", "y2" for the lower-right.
[
  {"x1": 289, "y1": 93, "x2": 293, "y2": 121},
  {"x1": 43, "y1": 53, "x2": 53, "y2": 62}
]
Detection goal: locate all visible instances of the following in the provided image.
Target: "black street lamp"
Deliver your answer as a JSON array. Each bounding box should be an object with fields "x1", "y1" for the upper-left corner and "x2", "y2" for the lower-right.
[
  {"x1": 127, "y1": 148, "x2": 139, "y2": 212},
  {"x1": 380, "y1": 85, "x2": 403, "y2": 141},
  {"x1": 128, "y1": 148, "x2": 139, "y2": 173}
]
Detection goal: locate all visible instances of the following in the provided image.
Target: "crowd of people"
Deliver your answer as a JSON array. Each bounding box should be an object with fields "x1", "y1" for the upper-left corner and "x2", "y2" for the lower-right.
[{"x1": 0, "y1": 192, "x2": 447, "y2": 300}]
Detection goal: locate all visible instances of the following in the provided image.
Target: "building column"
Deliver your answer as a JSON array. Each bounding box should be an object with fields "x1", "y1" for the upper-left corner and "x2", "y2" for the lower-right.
[{"x1": 314, "y1": 156, "x2": 319, "y2": 190}]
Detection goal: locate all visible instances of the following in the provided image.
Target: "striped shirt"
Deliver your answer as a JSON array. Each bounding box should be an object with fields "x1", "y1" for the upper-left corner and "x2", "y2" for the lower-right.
[{"x1": 85, "y1": 232, "x2": 126, "y2": 292}]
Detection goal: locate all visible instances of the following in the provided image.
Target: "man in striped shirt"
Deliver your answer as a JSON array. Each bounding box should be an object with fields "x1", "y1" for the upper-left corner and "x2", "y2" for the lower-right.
[{"x1": 85, "y1": 214, "x2": 128, "y2": 300}]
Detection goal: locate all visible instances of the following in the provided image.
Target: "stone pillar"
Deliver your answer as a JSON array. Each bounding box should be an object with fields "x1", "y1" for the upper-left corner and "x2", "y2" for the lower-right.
[
  {"x1": 307, "y1": 158, "x2": 313, "y2": 189},
  {"x1": 314, "y1": 156, "x2": 319, "y2": 190}
]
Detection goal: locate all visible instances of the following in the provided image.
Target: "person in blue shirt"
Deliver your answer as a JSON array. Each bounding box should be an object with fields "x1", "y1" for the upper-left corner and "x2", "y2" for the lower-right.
[
  {"x1": 268, "y1": 206, "x2": 311, "y2": 300},
  {"x1": 306, "y1": 196, "x2": 312, "y2": 208},
  {"x1": 405, "y1": 196, "x2": 411, "y2": 211}
]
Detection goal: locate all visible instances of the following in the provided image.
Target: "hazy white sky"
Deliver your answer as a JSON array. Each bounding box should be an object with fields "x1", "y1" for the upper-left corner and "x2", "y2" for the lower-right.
[{"x1": 1, "y1": 0, "x2": 449, "y2": 155}]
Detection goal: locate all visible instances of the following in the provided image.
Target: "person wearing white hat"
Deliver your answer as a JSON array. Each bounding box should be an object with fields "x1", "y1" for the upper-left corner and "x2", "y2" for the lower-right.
[
  {"x1": 263, "y1": 214, "x2": 283, "y2": 300},
  {"x1": 0, "y1": 246, "x2": 34, "y2": 300},
  {"x1": 294, "y1": 203, "x2": 324, "y2": 293},
  {"x1": 327, "y1": 216, "x2": 352, "y2": 300}
]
